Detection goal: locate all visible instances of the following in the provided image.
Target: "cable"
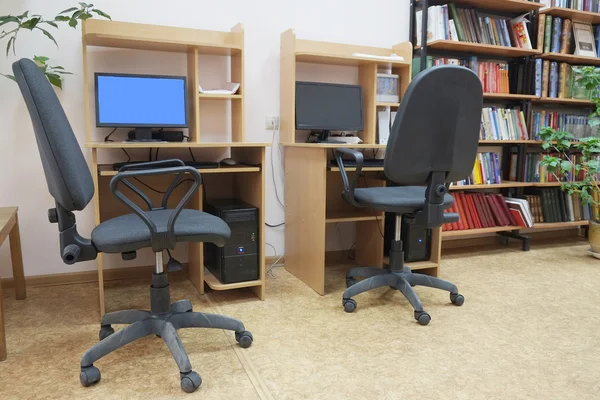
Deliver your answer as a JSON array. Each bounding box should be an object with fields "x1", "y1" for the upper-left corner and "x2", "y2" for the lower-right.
[
  {"x1": 121, "y1": 148, "x2": 131, "y2": 162},
  {"x1": 104, "y1": 128, "x2": 118, "y2": 142},
  {"x1": 265, "y1": 222, "x2": 284, "y2": 227},
  {"x1": 132, "y1": 177, "x2": 195, "y2": 194},
  {"x1": 271, "y1": 121, "x2": 285, "y2": 208},
  {"x1": 265, "y1": 242, "x2": 284, "y2": 277},
  {"x1": 188, "y1": 148, "x2": 197, "y2": 163},
  {"x1": 155, "y1": 148, "x2": 160, "y2": 161}
]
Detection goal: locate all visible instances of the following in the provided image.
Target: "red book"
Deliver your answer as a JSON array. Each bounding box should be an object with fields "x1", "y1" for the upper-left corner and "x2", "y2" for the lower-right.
[
  {"x1": 453, "y1": 194, "x2": 466, "y2": 230},
  {"x1": 458, "y1": 193, "x2": 474, "y2": 230},
  {"x1": 466, "y1": 194, "x2": 482, "y2": 229},
  {"x1": 450, "y1": 203, "x2": 459, "y2": 230},
  {"x1": 495, "y1": 194, "x2": 518, "y2": 226},
  {"x1": 486, "y1": 195, "x2": 508, "y2": 226},
  {"x1": 472, "y1": 194, "x2": 489, "y2": 227},
  {"x1": 481, "y1": 194, "x2": 498, "y2": 226},
  {"x1": 510, "y1": 208, "x2": 527, "y2": 227}
]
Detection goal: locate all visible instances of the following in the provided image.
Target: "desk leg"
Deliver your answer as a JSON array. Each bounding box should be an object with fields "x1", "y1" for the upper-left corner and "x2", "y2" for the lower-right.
[
  {"x1": 9, "y1": 214, "x2": 26, "y2": 300},
  {"x1": 284, "y1": 147, "x2": 327, "y2": 295},
  {"x1": 0, "y1": 279, "x2": 6, "y2": 361}
]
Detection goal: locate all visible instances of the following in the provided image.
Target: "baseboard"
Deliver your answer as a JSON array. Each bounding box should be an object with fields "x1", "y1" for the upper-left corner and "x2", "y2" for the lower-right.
[{"x1": 0, "y1": 264, "x2": 188, "y2": 290}]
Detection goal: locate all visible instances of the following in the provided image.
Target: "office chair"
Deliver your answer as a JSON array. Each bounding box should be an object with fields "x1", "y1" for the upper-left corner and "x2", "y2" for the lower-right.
[
  {"x1": 337, "y1": 65, "x2": 482, "y2": 325},
  {"x1": 13, "y1": 58, "x2": 253, "y2": 393}
]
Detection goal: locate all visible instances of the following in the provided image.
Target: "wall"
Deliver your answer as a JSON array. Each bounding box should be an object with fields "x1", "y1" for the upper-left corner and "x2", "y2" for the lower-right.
[{"x1": 0, "y1": 0, "x2": 410, "y2": 277}]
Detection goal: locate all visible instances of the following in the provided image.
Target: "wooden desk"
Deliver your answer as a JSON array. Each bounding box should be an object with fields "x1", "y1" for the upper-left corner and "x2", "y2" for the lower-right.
[{"x1": 0, "y1": 207, "x2": 26, "y2": 361}]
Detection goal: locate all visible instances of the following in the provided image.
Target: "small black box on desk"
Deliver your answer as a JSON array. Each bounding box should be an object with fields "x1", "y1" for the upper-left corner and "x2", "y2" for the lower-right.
[{"x1": 204, "y1": 199, "x2": 259, "y2": 284}]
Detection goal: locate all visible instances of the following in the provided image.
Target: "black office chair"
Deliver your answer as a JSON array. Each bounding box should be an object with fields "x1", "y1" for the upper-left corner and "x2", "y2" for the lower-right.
[
  {"x1": 337, "y1": 65, "x2": 482, "y2": 325},
  {"x1": 13, "y1": 58, "x2": 253, "y2": 393}
]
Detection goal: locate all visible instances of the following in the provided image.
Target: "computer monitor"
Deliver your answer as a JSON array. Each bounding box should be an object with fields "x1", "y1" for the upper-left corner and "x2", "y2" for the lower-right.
[
  {"x1": 295, "y1": 81, "x2": 363, "y2": 141},
  {"x1": 95, "y1": 73, "x2": 187, "y2": 141}
]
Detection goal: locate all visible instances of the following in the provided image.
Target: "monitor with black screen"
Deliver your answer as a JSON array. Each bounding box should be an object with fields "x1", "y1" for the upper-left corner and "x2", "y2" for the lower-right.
[
  {"x1": 95, "y1": 73, "x2": 187, "y2": 141},
  {"x1": 295, "y1": 81, "x2": 363, "y2": 142}
]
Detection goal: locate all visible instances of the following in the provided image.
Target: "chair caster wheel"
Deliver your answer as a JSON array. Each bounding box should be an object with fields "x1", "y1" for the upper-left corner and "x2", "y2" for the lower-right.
[
  {"x1": 180, "y1": 371, "x2": 202, "y2": 393},
  {"x1": 415, "y1": 311, "x2": 431, "y2": 326},
  {"x1": 80, "y1": 365, "x2": 101, "y2": 387},
  {"x1": 99, "y1": 325, "x2": 114, "y2": 341},
  {"x1": 343, "y1": 298, "x2": 357, "y2": 313},
  {"x1": 450, "y1": 293, "x2": 464, "y2": 306},
  {"x1": 235, "y1": 331, "x2": 253, "y2": 348},
  {"x1": 346, "y1": 277, "x2": 357, "y2": 288},
  {"x1": 389, "y1": 286, "x2": 397, "y2": 290}
]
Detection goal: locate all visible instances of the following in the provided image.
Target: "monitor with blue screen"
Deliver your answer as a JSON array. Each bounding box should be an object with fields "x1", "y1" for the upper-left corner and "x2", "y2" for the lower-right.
[{"x1": 95, "y1": 73, "x2": 187, "y2": 141}]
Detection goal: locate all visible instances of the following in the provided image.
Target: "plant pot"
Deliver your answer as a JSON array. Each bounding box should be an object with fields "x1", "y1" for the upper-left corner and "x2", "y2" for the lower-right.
[{"x1": 589, "y1": 220, "x2": 600, "y2": 254}]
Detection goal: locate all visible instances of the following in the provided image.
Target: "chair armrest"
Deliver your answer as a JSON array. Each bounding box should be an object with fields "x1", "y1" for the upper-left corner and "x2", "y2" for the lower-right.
[
  {"x1": 335, "y1": 148, "x2": 365, "y2": 208},
  {"x1": 109, "y1": 165, "x2": 202, "y2": 251}
]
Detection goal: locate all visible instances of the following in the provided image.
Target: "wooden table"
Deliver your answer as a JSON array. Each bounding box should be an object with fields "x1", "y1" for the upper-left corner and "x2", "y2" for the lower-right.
[{"x1": 0, "y1": 207, "x2": 26, "y2": 361}]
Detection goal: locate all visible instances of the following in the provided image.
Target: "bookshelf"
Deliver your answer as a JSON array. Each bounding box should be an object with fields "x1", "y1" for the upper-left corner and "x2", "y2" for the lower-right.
[
  {"x1": 81, "y1": 19, "x2": 267, "y2": 315},
  {"x1": 411, "y1": 0, "x2": 592, "y2": 249}
]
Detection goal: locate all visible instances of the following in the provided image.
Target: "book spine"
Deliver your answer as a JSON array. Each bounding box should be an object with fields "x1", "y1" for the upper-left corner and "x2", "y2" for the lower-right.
[
  {"x1": 549, "y1": 61, "x2": 559, "y2": 98},
  {"x1": 544, "y1": 15, "x2": 553, "y2": 53},
  {"x1": 537, "y1": 13, "x2": 546, "y2": 51},
  {"x1": 542, "y1": 60, "x2": 550, "y2": 98},
  {"x1": 551, "y1": 17, "x2": 562, "y2": 53},
  {"x1": 535, "y1": 58, "x2": 543, "y2": 97},
  {"x1": 560, "y1": 18, "x2": 570, "y2": 53}
]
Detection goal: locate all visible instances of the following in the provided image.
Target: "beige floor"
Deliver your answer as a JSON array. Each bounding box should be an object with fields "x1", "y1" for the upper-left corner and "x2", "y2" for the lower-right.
[{"x1": 1, "y1": 240, "x2": 599, "y2": 399}]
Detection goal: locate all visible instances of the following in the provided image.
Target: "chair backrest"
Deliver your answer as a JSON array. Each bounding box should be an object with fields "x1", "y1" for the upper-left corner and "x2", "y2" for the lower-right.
[
  {"x1": 13, "y1": 58, "x2": 94, "y2": 211},
  {"x1": 384, "y1": 65, "x2": 483, "y2": 186}
]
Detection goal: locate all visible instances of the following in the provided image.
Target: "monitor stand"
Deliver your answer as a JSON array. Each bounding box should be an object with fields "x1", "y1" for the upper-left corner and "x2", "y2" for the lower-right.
[{"x1": 127, "y1": 127, "x2": 161, "y2": 142}]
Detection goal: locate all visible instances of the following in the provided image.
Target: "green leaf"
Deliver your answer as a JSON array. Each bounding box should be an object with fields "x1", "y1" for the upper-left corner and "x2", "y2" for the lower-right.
[
  {"x1": 0, "y1": 16, "x2": 19, "y2": 26},
  {"x1": 20, "y1": 17, "x2": 40, "y2": 30},
  {"x1": 79, "y1": 2, "x2": 92, "y2": 8},
  {"x1": 560, "y1": 160, "x2": 573, "y2": 173},
  {"x1": 91, "y1": 9, "x2": 111, "y2": 20},
  {"x1": 37, "y1": 27, "x2": 58, "y2": 47},
  {"x1": 54, "y1": 16, "x2": 70, "y2": 22},
  {"x1": 45, "y1": 72, "x2": 62, "y2": 89},
  {"x1": 80, "y1": 12, "x2": 92, "y2": 20},
  {"x1": 72, "y1": 10, "x2": 84, "y2": 19},
  {"x1": 6, "y1": 36, "x2": 14, "y2": 56},
  {"x1": 43, "y1": 21, "x2": 58, "y2": 28},
  {"x1": 68, "y1": 18, "x2": 78, "y2": 28},
  {"x1": 542, "y1": 142, "x2": 551, "y2": 150},
  {"x1": 33, "y1": 55, "x2": 49, "y2": 64},
  {"x1": 54, "y1": 70, "x2": 73, "y2": 75},
  {"x1": 0, "y1": 73, "x2": 16, "y2": 81},
  {"x1": 17, "y1": 11, "x2": 29, "y2": 19},
  {"x1": 561, "y1": 140, "x2": 573, "y2": 148},
  {"x1": 58, "y1": 7, "x2": 78, "y2": 15}
]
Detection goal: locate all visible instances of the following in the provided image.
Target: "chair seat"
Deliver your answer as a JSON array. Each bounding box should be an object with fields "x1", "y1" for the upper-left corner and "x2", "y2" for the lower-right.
[
  {"x1": 353, "y1": 186, "x2": 454, "y2": 213},
  {"x1": 92, "y1": 209, "x2": 231, "y2": 253}
]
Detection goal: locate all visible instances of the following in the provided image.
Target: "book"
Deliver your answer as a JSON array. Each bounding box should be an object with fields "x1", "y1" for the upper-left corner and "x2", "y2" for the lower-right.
[
  {"x1": 543, "y1": 15, "x2": 553, "y2": 53},
  {"x1": 537, "y1": 13, "x2": 546, "y2": 52},
  {"x1": 542, "y1": 60, "x2": 550, "y2": 97},
  {"x1": 549, "y1": 61, "x2": 559, "y2": 98},
  {"x1": 551, "y1": 17, "x2": 563, "y2": 53}
]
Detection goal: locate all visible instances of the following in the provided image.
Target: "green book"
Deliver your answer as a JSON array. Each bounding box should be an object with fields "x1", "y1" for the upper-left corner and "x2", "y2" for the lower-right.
[
  {"x1": 412, "y1": 56, "x2": 433, "y2": 79},
  {"x1": 448, "y1": 3, "x2": 465, "y2": 42},
  {"x1": 543, "y1": 15, "x2": 553, "y2": 54}
]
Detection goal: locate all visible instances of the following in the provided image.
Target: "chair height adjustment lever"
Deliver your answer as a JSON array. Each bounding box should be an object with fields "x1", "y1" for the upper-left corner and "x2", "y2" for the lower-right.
[{"x1": 167, "y1": 257, "x2": 183, "y2": 273}]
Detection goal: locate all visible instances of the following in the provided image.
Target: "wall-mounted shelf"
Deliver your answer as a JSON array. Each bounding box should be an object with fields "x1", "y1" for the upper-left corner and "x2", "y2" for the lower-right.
[
  {"x1": 428, "y1": 0, "x2": 543, "y2": 13},
  {"x1": 533, "y1": 97, "x2": 593, "y2": 106},
  {"x1": 539, "y1": 52, "x2": 600, "y2": 66},
  {"x1": 483, "y1": 93, "x2": 538, "y2": 101}
]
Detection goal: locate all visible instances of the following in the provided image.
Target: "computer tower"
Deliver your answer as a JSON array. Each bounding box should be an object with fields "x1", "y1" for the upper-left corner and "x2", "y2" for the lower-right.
[
  {"x1": 204, "y1": 200, "x2": 259, "y2": 284},
  {"x1": 384, "y1": 212, "x2": 431, "y2": 262}
]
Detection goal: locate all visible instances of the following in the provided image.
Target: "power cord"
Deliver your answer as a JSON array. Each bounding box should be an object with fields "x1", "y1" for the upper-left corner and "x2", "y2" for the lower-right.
[
  {"x1": 265, "y1": 242, "x2": 284, "y2": 278},
  {"x1": 270, "y1": 119, "x2": 285, "y2": 208},
  {"x1": 104, "y1": 128, "x2": 118, "y2": 142},
  {"x1": 266, "y1": 222, "x2": 284, "y2": 227},
  {"x1": 132, "y1": 177, "x2": 195, "y2": 195}
]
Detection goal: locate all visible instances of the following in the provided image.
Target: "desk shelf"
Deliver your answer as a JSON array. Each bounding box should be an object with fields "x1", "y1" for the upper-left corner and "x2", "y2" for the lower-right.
[
  {"x1": 204, "y1": 268, "x2": 263, "y2": 290},
  {"x1": 98, "y1": 164, "x2": 261, "y2": 176},
  {"x1": 325, "y1": 211, "x2": 383, "y2": 223}
]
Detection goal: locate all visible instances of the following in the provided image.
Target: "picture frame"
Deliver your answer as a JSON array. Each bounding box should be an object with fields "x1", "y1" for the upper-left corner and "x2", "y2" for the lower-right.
[{"x1": 573, "y1": 21, "x2": 597, "y2": 58}]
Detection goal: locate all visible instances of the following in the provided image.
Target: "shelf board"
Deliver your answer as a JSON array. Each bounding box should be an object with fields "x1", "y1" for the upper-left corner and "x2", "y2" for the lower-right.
[
  {"x1": 204, "y1": 268, "x2": 262, "y2": 290},
  {"x1": 198, "y1": 93, "x2": 242, "y2": 100},
  {"x1": 376, "y1": 102, "x2": 400, "y2": 107},
  {"x1": 540, "y1": 7, "x2": 600, "y2": 24},
  {"x1": 483, "y1": 93, "x2": 538, "y2": 101},
  {"x1": 382, "y1": 257, "x2": 439, "y2": 271},
  {"x1": 539, "y1": 52, "x2": 600, "y2": 66},
  {"x1": 325, "y1": 211, "x2": 382, "y2": 223},
  {"x1": 282, "y1": 143, "x2": 386, "y2": 149},
  {"x1": 533, "y1": 97, "x2": 593, "y2": 106},
  {"x1": 449, "y1": 182, "x2": 532, "y2": 190},
  {"x1": 530, "y1": 220, "x2": 590, "y2": 229},
  {"x1": 328, "y1": 166, "x2": 384, "y2": 172},
  {"x1": 443, "y1": 225, "x2": 521, "y2": 237},
  {"x1": 83, "y1": 19, "x2": 242, "y2": 55},
  {"x1": 418, "y1": 40, "x2": 541, "y2": 57},
  {"x1": 98, "y1": 164, "x2": 260, "y2": 176},
  {"x1": 479, "y1": 140, "x2": 539, "y2": 144},
  {"x1": 86, "y1": 141, "x2": 270, "y2": 149},
  {"x1": 295, "y1": 52, "x2": 410, "y2": 67},
  {"x1": 420, "y1": 0, "x2": 543, "y2": 13}
]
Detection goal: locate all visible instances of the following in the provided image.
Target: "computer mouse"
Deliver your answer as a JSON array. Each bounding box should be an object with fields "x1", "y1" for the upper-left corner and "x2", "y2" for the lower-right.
[{"x1": 220, "y1": 158, "x2": 237, "y2": 166}]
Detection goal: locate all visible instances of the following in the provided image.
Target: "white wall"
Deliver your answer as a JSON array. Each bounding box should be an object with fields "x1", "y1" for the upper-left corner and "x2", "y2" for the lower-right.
[{"x1": 0, "y1": 0, "x2": 410, "y2": 277}]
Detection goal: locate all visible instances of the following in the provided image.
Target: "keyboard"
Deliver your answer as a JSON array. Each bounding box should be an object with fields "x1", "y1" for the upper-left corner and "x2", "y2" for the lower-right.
[
  {"x1": 332, "y1": 158, "x2": 384, "y2": 168},
  {"x1": 112, "y1": 161, "x2": 219, "y2": 171}
]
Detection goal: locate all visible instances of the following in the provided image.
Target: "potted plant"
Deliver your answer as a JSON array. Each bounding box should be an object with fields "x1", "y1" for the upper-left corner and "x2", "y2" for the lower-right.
[
  {"x1": 1, "y1": 2, "x2": 111, "y2": 88},
  {"x1": 540, "y1": 65, "x2": 600, "y2": 253}
]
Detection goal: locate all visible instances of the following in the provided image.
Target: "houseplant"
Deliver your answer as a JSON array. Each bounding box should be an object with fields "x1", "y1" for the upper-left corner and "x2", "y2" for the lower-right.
[
  {"x1": 0, "y1": 2, "x2": 110, "y2": 88},
  {"x1": 540, "y1": 66, "x2": 600, "y2": 253}
]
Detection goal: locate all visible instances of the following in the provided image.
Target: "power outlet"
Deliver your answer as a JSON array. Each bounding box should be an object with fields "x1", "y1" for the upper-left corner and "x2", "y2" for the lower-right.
[{"x1": 265, "y1": 116, "x2": 280, "y2": 130}]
